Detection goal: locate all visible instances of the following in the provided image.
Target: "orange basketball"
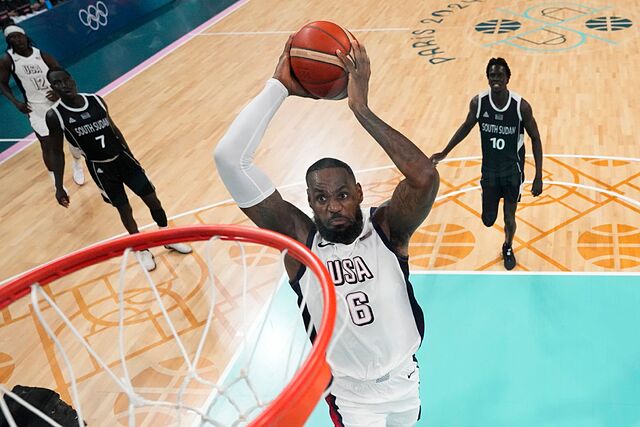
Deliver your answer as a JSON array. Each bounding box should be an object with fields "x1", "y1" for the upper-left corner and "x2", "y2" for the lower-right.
[{"x1": 290, "y1": 21, "x2": 355, "y2": 100}]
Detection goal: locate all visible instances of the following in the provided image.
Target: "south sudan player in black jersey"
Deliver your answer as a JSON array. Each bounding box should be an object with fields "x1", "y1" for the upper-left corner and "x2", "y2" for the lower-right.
[
  {"x1": 44, "y1": 68, "x2": 192, "y2": 271},
  {"x1": 432, "y1": 58, "x2": 543, "y2": 270}
]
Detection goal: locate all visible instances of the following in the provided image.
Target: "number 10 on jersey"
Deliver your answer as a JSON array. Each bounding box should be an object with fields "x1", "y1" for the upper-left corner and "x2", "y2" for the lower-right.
[{"x1": 490, "y1": 137, "x2": 505, "y2": 150}]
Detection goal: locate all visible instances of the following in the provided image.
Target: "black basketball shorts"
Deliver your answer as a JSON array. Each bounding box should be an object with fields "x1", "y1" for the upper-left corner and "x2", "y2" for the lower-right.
[
  {"x1": 481, "y1": 171, "x2": 524, "y2": 206},
  {"x1": 86, "y1": 152, "x2": 155, "y2": 207}
]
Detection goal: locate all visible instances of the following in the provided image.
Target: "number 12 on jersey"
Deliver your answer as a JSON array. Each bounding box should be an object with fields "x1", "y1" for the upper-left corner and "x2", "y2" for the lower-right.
[{"x1": 346, "y1": 291, "x2": 374, "y2": 326}]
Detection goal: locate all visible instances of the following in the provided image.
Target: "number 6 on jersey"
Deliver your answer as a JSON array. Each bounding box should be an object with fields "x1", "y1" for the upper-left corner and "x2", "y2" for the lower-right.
[{"x1": 346, "y1": 291, "x2": 374, "y2": 326}]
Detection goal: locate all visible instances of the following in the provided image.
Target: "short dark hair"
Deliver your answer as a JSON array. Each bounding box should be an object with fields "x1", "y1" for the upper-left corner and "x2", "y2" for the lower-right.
[
  {"x1": 486, "y1": 57, "x2": 511, "y2": 79},
  {"x1": 306, "y1": 157, "x2": 355, "y2": 186},
  {"x1": 46, "y1": 67, "x2": 72, "y2": 82}
]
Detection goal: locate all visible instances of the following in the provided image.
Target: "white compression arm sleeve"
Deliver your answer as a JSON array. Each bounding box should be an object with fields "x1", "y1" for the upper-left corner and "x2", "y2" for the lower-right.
[{"x1": 213, "y1": 78, "x2": 288, "y2": 208}]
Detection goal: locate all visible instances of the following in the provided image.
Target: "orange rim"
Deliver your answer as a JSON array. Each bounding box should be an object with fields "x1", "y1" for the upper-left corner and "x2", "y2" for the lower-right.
[{"x1": 0, "y1": 225, "x2": 336, "y2": 426}]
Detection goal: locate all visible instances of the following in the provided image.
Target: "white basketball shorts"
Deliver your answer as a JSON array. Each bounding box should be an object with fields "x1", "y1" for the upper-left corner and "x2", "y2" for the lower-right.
[
  {"x1": 325, "y1": 357, "x2": 421, "y2": 427},
  {"x1": 28, "y1": 101, "x2": 54, "y2": 137}
]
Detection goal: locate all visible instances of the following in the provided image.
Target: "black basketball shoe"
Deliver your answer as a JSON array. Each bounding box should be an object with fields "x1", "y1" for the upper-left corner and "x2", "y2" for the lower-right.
[{"x1": 502, "y1": 243, "x2": 516, "y2": 270}]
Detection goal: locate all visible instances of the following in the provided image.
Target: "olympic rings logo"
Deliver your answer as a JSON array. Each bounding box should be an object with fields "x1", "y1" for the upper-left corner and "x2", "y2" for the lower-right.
[{"x1": 78, "y1": 1, "x2": 109, "y2": 31}]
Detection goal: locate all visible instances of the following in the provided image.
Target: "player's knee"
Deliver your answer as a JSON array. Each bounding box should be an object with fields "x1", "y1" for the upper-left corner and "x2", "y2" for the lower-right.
[
  {"x1": 482, "y1": 211, "x2": 498, "y2": 227},
  {"x1": 138, "y1": 191, "x2": 162, "y2": 211}
]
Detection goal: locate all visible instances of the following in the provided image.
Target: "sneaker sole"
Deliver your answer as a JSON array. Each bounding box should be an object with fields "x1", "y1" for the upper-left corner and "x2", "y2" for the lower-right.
[
  {"x1": 73, "y1": 174, "x2": 85, "y2": 186},
  {"x1": 164, "y1": 246, "x2": 192, "y2": 254}
]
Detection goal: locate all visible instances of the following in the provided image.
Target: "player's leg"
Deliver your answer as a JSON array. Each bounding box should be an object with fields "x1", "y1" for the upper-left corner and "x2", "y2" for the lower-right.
[
  {"x1": 66, "y1": 142, "x2": 85, "y2": 185},
  {"x1": 35, "y1": 133, "x2": 56, "y2": 185},
  {"x1": 88, "y1": 159, "x2": 156, "y2": 270},
  {"x1": 385, "y1": 357, "x2": 421, "y2": 427},
  {"x1": 113, "y1": 200, "x2": 156, "y2": 271},
  {"x1": 139, "y1": 191, "x2": 192, "y2": 254},
  {"x1": 115, "y1": 201, "x2": 139, "y2": 234},
  {"x1": 503, "y1": 200, "x2": 517, "y2": 248},
  {"x1": 325, "y1": 393, "x2": 386, "y2": 427},
  {"x1": 30, "y1": 105, "x2": 84, "y2": 185},
  {"x1": 386, "y1": 407, "x2": 421, "y2": 427},
  {"x1": 99, "y1": 176, "x2": 140, "y2": 235},
  {"x1": 119, "y1": 153, "x2": 192, "y2": 254},
  {"x1": 480, "y1": 177, "x2": 501, "y2": 227},
  {"x1": 501, "y1": 174, "x2": 521, "y2": 270},
  {"x1": 29, "y1": 106, "x2": 54, "y2": 178},
  {"x1": 501, "y1": 200, "x2": 517, "y2": 270},
  {"x1": 329, "y1": 358, "x2": 420, "y2": 427}
]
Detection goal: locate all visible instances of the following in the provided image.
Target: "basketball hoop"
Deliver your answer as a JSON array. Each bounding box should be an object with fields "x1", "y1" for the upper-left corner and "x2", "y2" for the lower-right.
[{"x1": 0, "y1": 225, "x2": 336, "y2": 426}]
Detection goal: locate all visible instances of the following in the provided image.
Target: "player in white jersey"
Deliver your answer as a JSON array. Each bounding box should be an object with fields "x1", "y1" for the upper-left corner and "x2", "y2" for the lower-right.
[
  {"x1": 214, "y1": 37, "x2": 440, "y2": 426},
  {"x1": 432, "y1": 58, "x2": 544, "y2": 270},
  {"x1": 0, "y1": 25, "x2": 85, "y2": 186}
]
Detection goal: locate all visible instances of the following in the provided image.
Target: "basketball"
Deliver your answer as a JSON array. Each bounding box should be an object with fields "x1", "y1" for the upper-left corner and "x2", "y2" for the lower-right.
[{"x1": 290, "y1": 21, "x2": 356, "y2": 100}]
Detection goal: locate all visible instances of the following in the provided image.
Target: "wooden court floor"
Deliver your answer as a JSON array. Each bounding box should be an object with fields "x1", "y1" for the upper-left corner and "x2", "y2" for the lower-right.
[{"x1": 1, "y1": 0, "x2": 639, "y2": 425}]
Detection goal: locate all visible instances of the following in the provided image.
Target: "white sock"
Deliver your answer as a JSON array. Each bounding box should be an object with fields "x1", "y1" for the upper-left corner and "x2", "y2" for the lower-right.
[{"x1": 48, "y1": 171, "x2": 55, "y2": 184}]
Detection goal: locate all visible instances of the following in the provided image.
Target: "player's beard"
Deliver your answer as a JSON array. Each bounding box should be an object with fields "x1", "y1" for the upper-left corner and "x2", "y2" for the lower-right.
[{"x1": 314, "y1": 207, "x2": 364, "y2": 244}]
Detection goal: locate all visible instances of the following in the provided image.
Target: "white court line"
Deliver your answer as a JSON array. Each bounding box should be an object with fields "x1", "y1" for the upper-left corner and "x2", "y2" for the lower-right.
[
  {"x1": 411, "y1": 270, "x2": 640, "y2": 276},
  {"x1": 197, "y1": 27, "x2": 410, "y2": 36},
  {"x1": 0, "y1": 139, "x2": 23, "y2": 142},
  {"x1": 437, "y1": 153, "x2": 640, "y2": 163}
]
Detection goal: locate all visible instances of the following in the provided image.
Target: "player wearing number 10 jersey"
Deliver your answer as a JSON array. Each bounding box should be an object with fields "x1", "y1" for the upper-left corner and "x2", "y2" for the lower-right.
[
  {"x1": 432, "y1": 57, "x2": 544, "y2": 270},
  {"x1": 44, "y1": 68, "x2": 192, "y2": 271},
  {"x1": 214, "y1": 38, "x2": 440, "y2": 426}
]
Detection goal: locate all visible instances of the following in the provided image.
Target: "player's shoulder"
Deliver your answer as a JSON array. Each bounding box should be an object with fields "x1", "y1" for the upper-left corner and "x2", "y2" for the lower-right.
[
  {"x1": 45, "y1": 104, "x2": 63, "y2": 129},
  {"x1": 467, "y1": 93, "x2": 481, "y2": 110},
  {"x1": 509, "y1": 90, "x2": 524, "y2": 101},
  {"x1": 471, "y1": 91, "x2": 487, "y2": 107},
  {"x1": 476, "y1": 90, "x2": 489, "y2": 100},
  {"x1": 87, "y1": 93, "x2": 109, "y2": 111},
  {"x1": 511, "y1": 92, "x2": 532, "y2": 111},
  {"x1": 85, "y1": 92, "x2": 106, "y2": 105},
  {"x1": 0, "y1": 51, "x2": 11, "y2": 66},
  {"x1": 81, "y1": 92, "x2": 104, "y2": 104},
  {"x1": 45, "y1": 101, "x2": 61, "y2": 117}
]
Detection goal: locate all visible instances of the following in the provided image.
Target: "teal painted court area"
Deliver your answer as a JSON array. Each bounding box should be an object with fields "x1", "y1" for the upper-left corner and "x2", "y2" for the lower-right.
[{"x1": 213, "y1": 273, "x2": 640, "y2": 426}]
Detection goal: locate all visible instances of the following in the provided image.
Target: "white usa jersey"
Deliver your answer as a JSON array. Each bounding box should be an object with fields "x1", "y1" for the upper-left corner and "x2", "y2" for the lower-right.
[
  {"x1": 7, "y1": 47, "x2": 52, "y2": 105},
  {"x1": 290, "y1": 207, "x2": 424, "y2": 381}
]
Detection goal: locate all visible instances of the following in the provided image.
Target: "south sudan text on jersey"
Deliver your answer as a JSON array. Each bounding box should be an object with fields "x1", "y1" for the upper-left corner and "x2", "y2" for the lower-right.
[
  {"x1": 481, "y1": 123, "x2": 518, "y2": 135},
  {"x1": 73, "y1": 118, "x2": 110, "y2": 137}
]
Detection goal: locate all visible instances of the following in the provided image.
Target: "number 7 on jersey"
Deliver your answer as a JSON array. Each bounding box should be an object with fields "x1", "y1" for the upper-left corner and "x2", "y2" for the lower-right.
[{"x1": 95, "y1": 135, "x2": 105, "y2": 148}]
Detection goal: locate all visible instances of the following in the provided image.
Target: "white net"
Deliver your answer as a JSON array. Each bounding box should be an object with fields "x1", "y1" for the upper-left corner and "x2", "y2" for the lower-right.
[{"x1": 0, "y1": 229, "x2": 337, "y2": 427}]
